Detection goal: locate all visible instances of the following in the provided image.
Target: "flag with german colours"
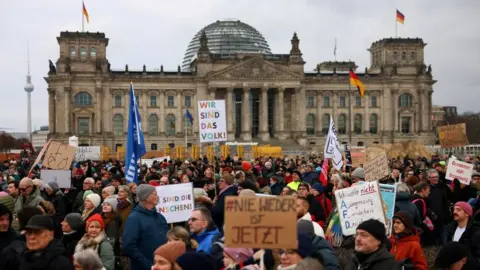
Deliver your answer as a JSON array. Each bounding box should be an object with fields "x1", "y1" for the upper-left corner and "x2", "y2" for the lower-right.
[
  {"x1": 82, "y1": 1, "x2": 90, "y2": 23},
  {"x1": 396, "y1": 9, "x2": 405, "y2": 24},
  {"x1": 349, "y1": 69, "x2": 365, "y2": 97}
]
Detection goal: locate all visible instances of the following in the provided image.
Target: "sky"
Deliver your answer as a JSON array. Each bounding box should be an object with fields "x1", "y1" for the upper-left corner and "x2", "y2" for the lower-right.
[{"x1": 1, "y1": 0, "x2": 479, "y2": 133}]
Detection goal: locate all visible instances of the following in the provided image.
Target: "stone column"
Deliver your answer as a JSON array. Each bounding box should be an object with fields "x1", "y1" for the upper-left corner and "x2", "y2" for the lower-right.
[
  {"x1": 141, "y1": 91, "x2": 148, "y2": 134},
  {"x1": 416, "y1": 89, "x2": 422, "y2": 133},
  {"x1": 48, "y1": 88, "x2": 56, "y2": 133},
  {"x1": 296, "y1": 86, "x2": 307, "y2": 145},
  {"x1": 420, "y1": 88, "x2": 428, "y2": 131},
  {"x1": 428, "y1": 91, "x2": 433, "y2": 131},
  {"x1": 315, "y1": 92, "x2": 322, "y2": 136},
  {"x1": 276, "y1": 87, "x2": 285, "y2": 139},
  {"x1": 363, "y1": 93, "x2": 369, "y2": 133},
  {"x1": 349, "y1": 92, "x2": 354, "y2": 134},
  {"x1": 226, "y1": 87, "x2": 234, "y2": 141},
  {"x1": 241, "y1": 88, "x2": 252, "y2": 141},
  {"x1": 192, "y1": 93, "x2": 198, "y2": 135},
  {"x1": 95, "y1": 87, "x2": 102, "y2": 133},
  {"x1": 291, "y1": 90, "x2": 297, "y2": 137},
  {"x1": 392, "y1": 90, "x2": 399, "y2": 132},
  {"x1": 64, "y1": 87, "x2": 71, "y2": 134},
  {"x1": 382, "y1": 88, "x2": 392, "y2": 134},
  {"x1": 259, "y1": 87, "x2": 270, "y2": 141},
  {"x1": 159, "y1": 90, "x2": 165, "y2": 135},
  {"x1": 123, "y1": 91, "x2": 129, "y2": 132},
  {"x1": 177, "y1": 90, "x2": 183, "y2": 136}
]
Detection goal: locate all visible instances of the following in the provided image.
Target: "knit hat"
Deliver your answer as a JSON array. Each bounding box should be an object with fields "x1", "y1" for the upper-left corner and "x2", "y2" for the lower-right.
[
  {"x1": 86, "y1": 213, "x2": 104, "y2": 230},
  {"x1": 137, "y1": 184, "x2": 156, "y2": 202},
  {"x1": 238, "y1": 189, "x2": 256, "y2": 197},
  {"x1": 45, "y1": 181, "x2": 60, "y2": 192},
  {"x1": 311, "y1": 183, "x2": 324, "y2": 194},
  {"x1": 148, "y1": 180, "x2": 160, "y2": 187},
  {"x1": 154, "y1": 242, "x2": 186, "y2": 263},
  {"x1": 85, "y1": 193, "x2": 101, "y2": 208},
  {"x1": 103, "y1": 197, "x2": 118, "y2": 212},
  {"x1": 296, "y1": 233, "x2": 313, "y2": 258},
  {"x1": 454, "y1": 201, "x2": 473, "y2": 216},
  {"x1": 241, "y1": 161, "x2": 252, "y2": 172},
  {"x1": 65, "y1": 213, "x2": 84, "y2": 231},
  {"x1": 0, "y1": 192, "x2": 15, "y2": 214},
  {"x1": 356, "y1": 219, "x2": 386, "y2": 243},
  {"x1": 83, "y1": 190, "x2": 94, "y2": 200},
  {"x1": 435, "y1": 242, "x2": 469, "y2": 268},
  {"x1": 352, "y1": 167, "x2": 365, "y2": 179},
  {"x1": 393, "y1": 211, "x2": 414, "y2": 231},
  {"x1": 223, "y1": 248, "x2": 253, "y2": 263},
  {"x1": 297, "y1": 220, "x2": 315, "y2": 239},
  {"x1": 176, "y1": 252, "x2": 217, "y2": 270}
]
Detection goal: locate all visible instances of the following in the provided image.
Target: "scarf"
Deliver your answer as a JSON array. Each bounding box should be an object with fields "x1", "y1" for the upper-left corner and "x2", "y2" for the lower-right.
[
  {"x1": 325, "y1": 209, "x2": 343, "y2": 247},
  {"x1": 117, "y1": 199, "x2": 131, "y2": 210},
  {"x1": 75, "y1": 232, "x2": 106, "y2": 253},
  {"x1": 81, "y1": 207, "x2": 94, "y2": 221}
]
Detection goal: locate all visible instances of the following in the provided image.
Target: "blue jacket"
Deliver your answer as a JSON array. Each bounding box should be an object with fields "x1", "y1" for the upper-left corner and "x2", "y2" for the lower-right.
[
  {"x1": 192, "y1": 227, "x2": 221, "y2": 254},
  {"x1": 122, "y1": 205, "x2": 169, "y2": 270}
]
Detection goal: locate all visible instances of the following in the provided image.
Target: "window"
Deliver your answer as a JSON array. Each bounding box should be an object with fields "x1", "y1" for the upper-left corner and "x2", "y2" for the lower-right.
[
  {"x1": 339, "y1": 96, "x2": 346, "y2": 108},
  {"x1": 69, "y1": 47, "x2": 76, "y2": 58},
  {"x1": 307, "y1": 96, "x2": 314, "y2": 108},
  {"x1": 165, "y1": 114, "x2": 176, "y2": 136},
  {"x1": 150, "y1": 95, "x2": 157, "y2": 107},
  {"x1": 74, "y1": 92, "x2": 93, "y2": 107},
  {"x1": 402, "y1": 51, "x2": 406, "y2": 61},
  {"x1": 114, "y1": 95, "x2": 122, "y2": 107},
  {"x1": 338, "y1": 114, "x2": 346, "y2": 134},
  {"x1": 135, "y1": 95, "x2": 140, "y2": 106},
  {"x1": 354, "y1": 114, "x2": 362, "y2": 134},
  {"x1": 148, "y1": 114, "x2": 158, "y2": 136},
  {"x1": 355, "y1": 96, "x2": 361, "y2": 107},
  {"x1": 393, "y1": 51, "x2": 398, "y2": 61},
  {"x1": 411, "y1": 51, "x2": 416, "y2": 61},
  {"x1": 398, "y1": 93, "x2": 413, "y2": 107},
  {"x1": 401, "y1": 117, "x2": 411, "y2": 134},
  {"x1": 371, "y1": 96, "x2": 378, "y2": 107},
  {"x1": 370, "y1": 114, "x2": 378, "y2": 134},
  {"x1": 151, "y1": 143, "x2": 158, "y2": 151},
  {"x1": 323, "y1": 96, "x2": 330, "y2": 107},
  {"x1": 90, "y1": 47, "x2": 96, "y2": 57},
  {"x1": 185, "y1": 96, "x2": 192, "y2": 108},
  {"x1": 306, "y1": 114, "x2": 315, "y2": 135},
  {"x1": 80, "y1": 47, "x2": 87, "y2": 57},
  {"x1": 322, "y1": 114, "x2": 330, "y2": 134},
  {"x1": 357, "y1": 142, "x2": 364, "y2": 146},
  {"x1": 167, "y1": 96, "x2": 174, "y2": 107},
  {"x1": 77, "y1": 118, "x2": 89, "y2": 135},
  {"x1": 113, "y1": 114, "x2": 124, "y2": 136}
]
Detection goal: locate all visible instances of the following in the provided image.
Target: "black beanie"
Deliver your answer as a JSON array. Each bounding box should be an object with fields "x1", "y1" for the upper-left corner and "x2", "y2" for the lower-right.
[
  {"x1": 356, "y1": 219, "x2": 386, "y2": 242},
  {"x1": 435, "y1": 242, "x2": 468, "y2": 268}
]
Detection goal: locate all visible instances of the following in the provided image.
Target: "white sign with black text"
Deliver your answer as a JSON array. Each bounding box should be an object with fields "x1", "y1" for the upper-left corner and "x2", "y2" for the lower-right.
[{"x1": 40, "y1": 170, "x2": 72, "y2": 188}]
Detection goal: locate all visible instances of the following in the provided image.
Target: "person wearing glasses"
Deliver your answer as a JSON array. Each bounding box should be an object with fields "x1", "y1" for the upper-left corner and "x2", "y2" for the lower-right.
[{"x1": 14, "y1": 178, "x2": 44, "y2": 215}]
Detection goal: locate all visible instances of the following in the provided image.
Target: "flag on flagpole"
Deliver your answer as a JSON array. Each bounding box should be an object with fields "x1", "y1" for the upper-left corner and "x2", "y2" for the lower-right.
[
  {"x1": 185, "y1": 109, "x2": 194, "y2": 125},
  {"x1": 334, "y1": 38, "x2": 337, "y2": 58},
  {"x1": 324, "y1": 116, "x2": 343, "y2": 170},
  {"x1": 82, "y1": 1, "x2": 90, "y2": 23},
  {"x1": 396, "y1": 9, "x2": 405, "y2": 24},
  {"x1": 125, "y1": 83, "x2": 146, "y2": 184},
  {"x1": 349, "y1": 69, "x2": 365, "y2": 98}
]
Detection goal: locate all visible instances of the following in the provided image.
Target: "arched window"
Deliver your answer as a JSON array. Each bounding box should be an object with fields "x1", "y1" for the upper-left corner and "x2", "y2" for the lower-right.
[
  {"x1": 398, "y1": 93, "x2": 413, "y2": 107},
  {"x1": 80, "y1": 47, "x2": 87, "y2": 57},
  {"x1": 322, "y1": 114, "x2": 330, "y2": 134},
  {"x1": 69, "y1": 47, "x2": 76, "y2": 58},
  {"x1": 74, "y1": 92, "x2": 93, "y2": 106},
  {"x1": 354, "y1": 114, "x2": 362, "y2": 134},
  {"x1": 90, "y1": 47, "x2": 96, "y2": 57},
  {"x1": 113, "y1": 114, "x2": 123, "y2": 136},
  {"x1": 306, "y1": 114, "x2": 315, "y2": 135},
  {"x1": 338, "y1": 114, "x2": 346, "y2": 134},
  {"x1": 148, "y1": 114, "x2": 158, "y2": 136},
  {"x1": 411, "y1": 51, "x2": 416, "y2": 61},
  {"x1": 165, "y1": 114, "x2": 176, "y2": 136},
  {"x1": 393, "y1": 51, "x2": 398, "y2": 61},
  {"x1": 401, "y1": 52, "x2": 406, "y2": 61},
  {"x1": 370, "y1": 114, "x2": 378, "y2": 134}
]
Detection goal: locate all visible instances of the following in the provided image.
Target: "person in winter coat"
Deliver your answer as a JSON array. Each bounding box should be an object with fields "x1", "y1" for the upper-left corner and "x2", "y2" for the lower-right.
[
  {"x1": 75, "y1": 214, "x2": 115, "y2": 270},
  {"x1": 45, "y1": 181, "x2": 68, "y2": 238},
  {"x1": 297, "y1": 183, "x2": 326, "y2": 227},
  {"x1": 117, "y1": 185, "x2": 133, "y2": 234},
  {"x1": 435, "y1": 242, "x2": 480, "y2": 270},
  {"x1": 311, "y1": 183, "x2": 332, "y2": 219},
  {"x1": 101, "y1": 197, "x2": 122, "y2": 255},
  {"x1": 394, "y1": 184, "x2": 421, "y2": 228},
  {"x1": 166, "y1": 226, "x2": 198, "y2": 251},
  {"x1": 61, "y1": 213, "x2": 85, "y2": 259},
  {"x1": 278, "y1": 233, "x2": 316, "y2": 270},
  {"x1": 73, "y1": 249, "x2": 105, "y2": 270},
  {"x1": 188, "y1": 207, "x2": 221, "y2": 254},
  {"x1": 269, "y1": 176, "x2": 285, "y2": 196},
  {"x1": 81, "y1": 192, "x2": 102, "y2": 221},
  {"x1": 389, "y1": 211, "x2": 428, "y2": 270},
  {"x1": 211, "y1": 174, "x2": 238, "y2": 231},
  {"x1": 151, "y1": 241, "x2": 186, "y2": 270},
  {"x1": 14, "y1": 178, "x2": 44, "y2": 214},
  {"x1": 0, "y1": 203, "x2": 18, "y2": 253}
]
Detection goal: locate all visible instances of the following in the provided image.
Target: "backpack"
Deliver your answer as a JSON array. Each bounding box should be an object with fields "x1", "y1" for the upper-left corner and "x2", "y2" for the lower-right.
[{"x1": 412, "y1": 198, "x2": 434, "y2": 231}]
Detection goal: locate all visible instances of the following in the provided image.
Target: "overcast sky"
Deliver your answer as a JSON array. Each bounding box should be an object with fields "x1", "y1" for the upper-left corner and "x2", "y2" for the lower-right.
[{"x1": 1, "y1": 0, "x2": 479, "y2": 132}]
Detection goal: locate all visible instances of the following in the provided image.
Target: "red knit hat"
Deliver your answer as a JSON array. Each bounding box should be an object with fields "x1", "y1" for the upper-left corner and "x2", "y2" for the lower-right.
[
  {"x1": 242, "y1": 161, "x2": 252, "y2": 172},
  {"x1": 86, "y1": 213, "x2": 104, "y2": 230}
]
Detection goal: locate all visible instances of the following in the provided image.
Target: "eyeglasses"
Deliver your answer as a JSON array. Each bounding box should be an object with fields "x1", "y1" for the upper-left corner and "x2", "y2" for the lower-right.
[
  {"x1": 188, "y1": 217, "x2": 203, "y2": 222},
  {"x1": 278, "y1": 249, "x2": 296, "y2": 255},
  {"x1": 19, "y1": 185, "x2": 32, "y2": 192}
]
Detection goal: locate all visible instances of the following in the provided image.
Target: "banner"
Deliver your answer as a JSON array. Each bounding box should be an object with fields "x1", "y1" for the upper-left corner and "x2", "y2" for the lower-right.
[
  {"x1": 155, "y1": 183, "x2": 194, "y2": 223},
  {"x1": 445, "y1": 158, "x2": 474, "y2": 185},
  {"x1": 42, "y1": 141, "x2": 76, "y2": 170},
  {"x1": 437, "y1": 123, "x2": 469, "y2": 148},
  {"x1": 198, "y1": 100, "x2": 227, "y2": 143},
  {"x1": 40, "y1": 169, "x2": 72, "y2": 188},
  {"x1": 75, "y1": 146, "x2": 101, "y2": 161},
  {"x1": 379, "y1": 184, "x2": 396, "y2": 236}
]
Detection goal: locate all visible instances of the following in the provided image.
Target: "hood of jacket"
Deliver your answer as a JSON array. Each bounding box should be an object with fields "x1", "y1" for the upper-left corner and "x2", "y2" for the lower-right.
[
  {"x1": 390, "y1": 231, "x2": 420, "y2": 245},
  {"x1": 194, "y1": 227, "x2": 220, "y2": 242},
  {"x1": 395, "y1": 192, "x2": 411, "y2": 201}
]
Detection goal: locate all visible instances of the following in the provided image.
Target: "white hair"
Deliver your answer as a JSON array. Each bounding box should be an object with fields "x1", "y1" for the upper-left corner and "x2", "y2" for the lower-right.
[
  {"x1": 102, "y1": 186, "x2": 115, "y2": 196},
  {"x1": 74, "y1": 249, "x2": 104, "y2": 270},
  {"x1": 396, "y1": 183, "x2": 410, "y2": 193}
]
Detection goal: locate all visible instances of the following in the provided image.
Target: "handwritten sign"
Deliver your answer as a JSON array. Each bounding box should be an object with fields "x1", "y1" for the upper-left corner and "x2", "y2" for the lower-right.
[
  {"x1": 445, "y1": 158, "x2": 474, "y2": 185},
  {"x1": 197, "y1": 100, "x2": 227, "y2": 143},
  {"x1": 351, "y1": 148, "x2": 366, "y2": 167},
  {"x1": 437, "y1": 123, "x2": 469, "y2": 148},
  {"x1": 29, "y1": 139, "x2": 51, "y2": 173},
  {"x1": 40, "y1": 169, "x2": 72, "y2": 188},
  {"x1": 42, "y1": 141, "x2": 76, "y2": 170},
  {"x1": 224, "y1": 196, "x2": 297, "y2": 249},
  {"x1": 155, "y1": 183, "x2": 194, "y2": 223},
  {"x1": 335, "y1": 181, "x2": 386, "y2": 236},
  {"x1": 364, "y1": 152, "x2": 389, "y2": 181},
  {"x1": 379, "y1": 184, "x2": 396, "y2": 236},
  {"x1": 75, "y1": 146, "x2": 101, "y2": 161}
]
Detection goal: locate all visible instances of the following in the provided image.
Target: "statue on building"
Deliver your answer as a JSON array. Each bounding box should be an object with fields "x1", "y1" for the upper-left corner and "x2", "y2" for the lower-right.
[
  {"x1": 107, "y1": 62, "x2": 111, "y2": 72},
  {"x1": 392, "y1": 62, "x2": 397, "y2": 75},
  {"x1": 125, "y1": 64, "x2": 129, "y2": 73},
  {"x1": 65, "y1": 61, "x2": 71, "y2": 73},
  {"x1": 365, "y1": 67, "x2": 369, "y2": 75},
  {"x1": 143, "y1": 64, "x2": 146, "y2": 73},
  {"x1": 48, "y1": 60, "x2": 56, "y2": 74},
  {"x1": 427, "y1": 64, "x2": 432, "y2": 75},
  {"x1": 160, "y1": 65, "x2": 164, "y2": 73},
  {"x1": 96, "y1": 61, "x2": 102, "y2": 73},
  {"x1": 333, "y1": 67, "x2": 337, "y2": 74},
  {"x1": 177, "y1": 65, "x2": 181, "y2": 74}
]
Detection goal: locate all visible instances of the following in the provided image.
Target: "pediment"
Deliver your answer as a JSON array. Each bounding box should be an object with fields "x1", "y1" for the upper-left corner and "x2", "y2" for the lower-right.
[{"x1": 209, "y1": 57, "x2": 302, "y2": 81}]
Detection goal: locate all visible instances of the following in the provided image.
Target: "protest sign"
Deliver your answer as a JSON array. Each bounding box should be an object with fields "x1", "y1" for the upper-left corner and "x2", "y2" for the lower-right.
[
  {"x1": 29, "y1": 139, "x2": 51, "y2": 174},
  {"x1": 224, "y1": 196, "x2": 297, "y2": 249},
  {"x1": 155, "y1": 183, "x2": 194, "y2": 223},
  {"x1": 75, "y1": 146, "x2": 101, "y2": 161},
  {"x1": 40, "y1": 169, "x2": 72, "y2": 188},
  {"x1": 42, "y1": 141, "x2": 76, "y2": 170},
  {"x1": 445, "y1": 158, "x2": 474, "y2": 185},
  {"x1": 364, "y1": 152, "x2": 389, "y2": 181},
  {"x1": 437, "y1": 123, "x2": 469, "y2": 148},
  {"x1": 335, "y1": 181, "x2": 386, "y2": 236},
  {"x1": 198, "y1": 100, "x2": 227, "y2": 143},
  {"x1": 351, "y1": 148, "x2": 366, "y2": 167},
  {"x1": 379, "y1": 184, "x2": 396, "y2": 236}
]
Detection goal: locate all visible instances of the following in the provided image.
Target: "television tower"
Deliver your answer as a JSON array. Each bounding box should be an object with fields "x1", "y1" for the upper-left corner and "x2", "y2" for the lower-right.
[{"x1": 24, "y1": 43, "x2": 34, "y2": 141}]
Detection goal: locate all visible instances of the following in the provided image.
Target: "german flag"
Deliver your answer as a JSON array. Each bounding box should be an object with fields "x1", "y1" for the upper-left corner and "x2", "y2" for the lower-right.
[
  {"x1": 349, "y1": 69, "x2": 365, "y2": 97},
  {"x1": 396, "y1": 9, "x2": 405, "y2": 24},
  {"x1": 82, "y1": 1, "x2": 90, "y2": 23}
]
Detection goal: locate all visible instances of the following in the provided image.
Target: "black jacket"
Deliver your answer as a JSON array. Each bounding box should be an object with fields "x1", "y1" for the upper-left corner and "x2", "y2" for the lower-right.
[
  {"x1": 395, "y1": 192, "x2": 421, "y2": 228},
  {"x1": 426, "y1": 182, "x2": 451, "y2": 224},
  {"x1": 444, "y1": 213, "x2": 480, "y2": 263},
  {"x1": 346, "y1": 246, "x2": 400, "y2": 270},
  {"x1": 211, "y1": 185, "x2": 238, "y2": 231},
  {"x1": 19, "y1": 239, "x2": 73, "y2": 270},
  {"x1": 62, "y1": 229, "x2": 85, "y2": 259}
]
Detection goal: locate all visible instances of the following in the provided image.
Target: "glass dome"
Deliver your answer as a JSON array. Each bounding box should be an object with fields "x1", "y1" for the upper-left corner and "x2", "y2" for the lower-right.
[{"x1": 182, "y1": 19, "x2": 272, "y2": 70}]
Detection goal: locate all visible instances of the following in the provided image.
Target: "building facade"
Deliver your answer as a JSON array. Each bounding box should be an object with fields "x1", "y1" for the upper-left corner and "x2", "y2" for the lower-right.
[
  {"x1": 45, "y1": 20, "x2": 436, "y2": 150},
  {"x1": 32, "y1": 126, "x2": 49, "y2": 149}
]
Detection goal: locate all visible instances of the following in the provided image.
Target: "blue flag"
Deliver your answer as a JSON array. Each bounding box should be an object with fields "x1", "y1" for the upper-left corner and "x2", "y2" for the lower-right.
[
  {"x1": 125, "y1": 82, "x2": 146, "y2": 184},
  {"x1": 185, "y1": 109, "x2": 194, "y2": 125}
]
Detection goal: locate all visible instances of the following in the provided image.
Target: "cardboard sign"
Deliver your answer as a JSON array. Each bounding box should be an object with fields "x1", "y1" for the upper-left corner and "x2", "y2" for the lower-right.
[
  {"x1": 42, "y1": 141, "x2": 76, "y2": 170},
  {"x1": 29, "y1": 139, "x2": 52, "y2": 173},
  {"x1": 335, "y1": 181, "x2": 386, "y2": 236},
  {"x1": 224, "y1": 196, "x2": 297, "y2": 249},
  {"x1": 445, "y1": 158, "x2": 474, "y2": 185},
  {"x1": 155, "y1": 183, "x2": 194, "y2": 223},
  {"x1": 40, "y1": 169, "x2": 72, "y2": 188},
  {"x1": 351, "y1": 148, "x2": 366, "y2": 167},
  {"x1": 379, "y1": 184, "x2": 397, "y2": 236},
  {"x1": 75, "y1": 146, "x2": 101, "y2": 161},
  {"x1": 364, "y1": 152, "x2": 389, "y2": 181},
  {"x1": 437, "y1": 123, "x2": 469, "y2": 148}
]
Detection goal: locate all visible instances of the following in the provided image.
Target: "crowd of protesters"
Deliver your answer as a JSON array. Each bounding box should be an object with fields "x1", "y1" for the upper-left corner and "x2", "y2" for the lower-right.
[{"x1": 1, "y1": 152, "x2": 480, "y2": 269}]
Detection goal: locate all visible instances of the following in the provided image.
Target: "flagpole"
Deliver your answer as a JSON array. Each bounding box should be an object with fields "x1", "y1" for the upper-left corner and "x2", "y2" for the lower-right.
[
  {"x1": 348, "y1": 59, "x2": 352, "y2": 145},
  {"x1": 395, "y1": 12, "x2": 397, "y2": 37},
  {"x1": 184, "y1": 112, "x2": 188, "y2": 159},
  {"x1": 82, "y1": 0, "x2": 84, "y2": 32}
]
